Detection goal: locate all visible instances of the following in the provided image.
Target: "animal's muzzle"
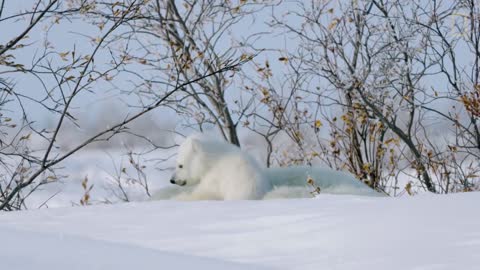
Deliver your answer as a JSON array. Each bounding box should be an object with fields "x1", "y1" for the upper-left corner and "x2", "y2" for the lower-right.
[{"x1": 170, "y1": 177, "x2": 186, "y2": 186}]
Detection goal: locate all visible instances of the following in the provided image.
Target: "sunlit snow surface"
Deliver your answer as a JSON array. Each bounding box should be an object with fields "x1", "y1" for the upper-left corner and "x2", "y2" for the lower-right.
[{"x1": 1, "y1": 193, "x2": 479, "y2": 270}]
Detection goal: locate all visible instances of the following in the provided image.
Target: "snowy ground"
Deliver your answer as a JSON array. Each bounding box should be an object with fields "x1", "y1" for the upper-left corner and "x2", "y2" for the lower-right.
[{"x1": 1, "y1": 192, "x2": 479, "y2": 270}]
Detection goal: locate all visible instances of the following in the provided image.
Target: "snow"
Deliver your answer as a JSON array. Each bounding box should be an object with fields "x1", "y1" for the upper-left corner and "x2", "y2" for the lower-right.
[
  {"x1": 1, "y1": 227, "x2": 260, "y2": 270},
  {"x1": 1, "y1": 193, "x2": 479, "y2": 269}
]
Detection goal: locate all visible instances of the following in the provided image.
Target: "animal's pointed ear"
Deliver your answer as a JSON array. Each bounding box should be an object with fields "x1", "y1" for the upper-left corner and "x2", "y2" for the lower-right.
[{"x1": 190, "y1": 138, "x2": 202, "y2": 152}]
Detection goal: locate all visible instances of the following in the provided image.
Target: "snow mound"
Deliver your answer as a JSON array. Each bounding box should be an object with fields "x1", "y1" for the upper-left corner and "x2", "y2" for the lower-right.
[
  {"x1": 1, "y1": 226, "x2": 268, "y2": 270},
  {"x1": 1, "y1": 193, "x2": 479, "y2": 270}
]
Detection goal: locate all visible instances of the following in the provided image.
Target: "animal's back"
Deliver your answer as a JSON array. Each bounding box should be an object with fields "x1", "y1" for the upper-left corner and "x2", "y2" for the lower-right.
[
  {"x1": 192, "y1": 133, "x2": 241, "y2": 155},
  {"x1": 265, "y1": 166, "x2": 382, "y2": 196}
]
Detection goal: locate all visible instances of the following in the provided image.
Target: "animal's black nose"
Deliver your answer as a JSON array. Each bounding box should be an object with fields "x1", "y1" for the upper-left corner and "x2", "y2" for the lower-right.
[{"x1": 170, "y1": 179, "x2": 175, "y2": 184}]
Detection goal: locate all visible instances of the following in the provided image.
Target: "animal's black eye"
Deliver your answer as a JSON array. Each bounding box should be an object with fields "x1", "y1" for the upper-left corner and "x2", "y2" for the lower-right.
[{"x1": 178, "y1": 164, "x2": 183, "y2": 169}]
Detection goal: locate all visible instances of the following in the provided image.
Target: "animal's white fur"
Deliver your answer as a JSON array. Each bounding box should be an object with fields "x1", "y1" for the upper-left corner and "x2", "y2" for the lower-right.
[
  {"x1": 264, "y1": 167, "x2": 379, "y2": 196},
  {"x1": 154, "y1": 134, "x2": 380, "y2": 201},
  {"x1": 169, "y1": 134, "x2": 270, "y2": 200}
]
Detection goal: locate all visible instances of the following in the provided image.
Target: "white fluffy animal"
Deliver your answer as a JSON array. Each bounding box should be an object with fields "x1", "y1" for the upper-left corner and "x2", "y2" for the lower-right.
[
  {"x1": 168, "y1": 135, "x2": 271, "y2": 200},
  {"x1": 155, "y1": 134, "x2": 380, "y2": 201}
]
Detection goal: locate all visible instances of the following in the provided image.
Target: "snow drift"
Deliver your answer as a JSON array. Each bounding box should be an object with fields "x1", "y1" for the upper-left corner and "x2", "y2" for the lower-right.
[{"x1": 1, "y1": 192, "x2": 479, "y2": 269}]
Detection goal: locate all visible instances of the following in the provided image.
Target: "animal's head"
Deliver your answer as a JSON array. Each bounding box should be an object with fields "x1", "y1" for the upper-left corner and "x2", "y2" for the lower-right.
[{"x1": 170, "y1": 137, "x2": 206, "y2": 186}]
